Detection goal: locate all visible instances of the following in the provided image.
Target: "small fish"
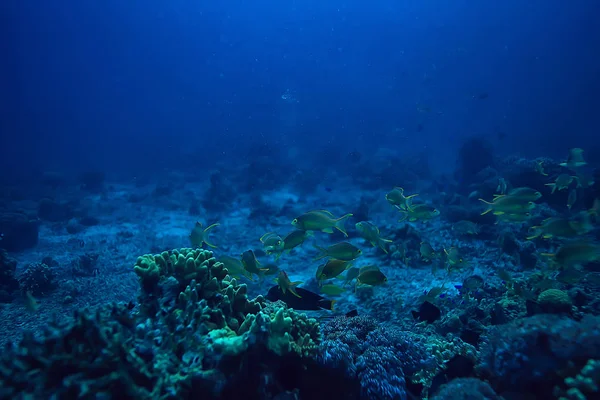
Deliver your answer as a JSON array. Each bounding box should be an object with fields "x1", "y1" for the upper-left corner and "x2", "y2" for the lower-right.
[
  {"x1": 292, "y1": 210, "x2": 353, "y2": 237},
  {"x1": 338, "y1": 267, "x2": 361, "y2": 287},
  {"x1": 262, "y1": 263, "x2": 280, "y2": 276},
  {"x1": 241, "y1": 250, "x2": 268, "y2": 279},
  {"x1": 444, "y1": 247, "x2": 468, "y2": 270},
  {"x1": 282, "y1": 230, "x2": 312, "y2": 252},
  {"x1": 534, "y1": 160, "x2": 549, "y2": 176},
  {"x1": 260, "y1": 232, "x2": 284, "y2": 253},
  {"x1": 495, "y1": 212, "x2": 532, "y2": 223},
  {"x1": 418, "y1": 283, "x2": 447, "y2": 302},
  {"x1": 479, "y1": 196, "x2": 535, "y2": 216},
  {"x1": 314, "y1": 242, "x2": 362, "y2": 261},
  {"x1": 497, "y1": 269, "x2": 513, "y2": 283},
  {"x1": 567, "y1": 189, "x2": 577, "y2": 210},
  {"x1": 190, "y1": 221, "x2": 220, "y2": 248},
  {"x1": 24, "y1": 291, "x2": 39, "y2": 312},
  {"x1": 218, "y1": 255, "x2": 254, "y2": 281},
  {"x1": 317, "y1": 259, "x2": 352, "y2": 280},
  {"x1": 503, "y1": 187, "x2": 543, "y2": 202},
  {"x1": 575, "y1": 172, "x2": 595, "y2": 189},
  {"x1": 556, "y1": 266, "x2": 584, "y2": 284},
  {"x1": 275, "y1": 270, "x2": 303, "y2": 298},
  {"x1": 320, "y1": 284, "x2": 346, "y2": 296},
  {"x1": 452, "y1": 220, "x2": 480, "y2": 235},
  {"x1": 397, "y1": 204, "x2": 440, "y2": 222},
  {"x1": 543, "y1": 240, "x2": 600, "y2": 269},
  {"x1": 419, "y1": 242, "x2": 437, "y2": 262},
  {"x1": 355, "y1": 266, "x2": 387, "y2": 288},
  {"x1": 560, "y1": 148, "x2": 587, "y2": 170},
  {"x1": 496, "y1": 178, "x2": 507, "y2": 195},
  {"x1": 386, "y1": 187, "x2": 418, "y2": 210},
  {"x1": 462, "y1": 275, "x2": 484, "y2": 292},
  {"x1": 546, "y1": 174, "x2": 575, "y2": 194},
  {"x1": 266, "y1": 285, "x2": 335, "y2": 311},
  {"x1": 355, "y1": 221, "x2": 393, "y2": 254},
  {"x1": 527, "y1": 214, "x2": 592, "y2": 240}
]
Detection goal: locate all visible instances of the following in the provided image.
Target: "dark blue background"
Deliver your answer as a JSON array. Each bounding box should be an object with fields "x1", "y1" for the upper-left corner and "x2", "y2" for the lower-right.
[{"x1": 1, "y1": 0, "x2": 599, "y2": 181}]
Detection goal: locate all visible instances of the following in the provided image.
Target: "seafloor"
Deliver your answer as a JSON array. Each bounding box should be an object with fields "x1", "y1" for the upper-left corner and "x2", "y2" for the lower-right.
[{"x1": 1, "y1": 142, "x2": 599, "y2": 399}]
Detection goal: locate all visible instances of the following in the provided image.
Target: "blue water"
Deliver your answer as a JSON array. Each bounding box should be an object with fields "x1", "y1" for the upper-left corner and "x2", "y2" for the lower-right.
[{"x1": 1, "y1": 2, "x2": 600, "y2": 399}]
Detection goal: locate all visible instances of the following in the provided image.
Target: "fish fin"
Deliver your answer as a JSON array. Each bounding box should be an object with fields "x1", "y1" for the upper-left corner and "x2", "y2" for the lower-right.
[
  {"x1": 291, "y1": 280, "x2": 303, "y2": 286},
  {"x1": 290, "y1": 288, "x2": 302, "y2": 298},
  {"x1": 334, "y1": 213, "x2": 353, "y2": 237},
  {"x1": 329, "y1": 300, "x2": 336, "y2": 311},
  {"x1": 313, "y1": 244, "x2": 327, "y2": 261},
  {"x1": 202, "y1": 223, "x2": 220, "y2": 248},
  {"x1": 317, "y1": 209, "x2": 335, "y2": 216},
  {"x1": 409, "y1": 217, "x2": 417, "y2": 222},
  {"x1": 398, "y1": 215, "x2": 408, "y2": 223},
  {"x1": 322, "y1": 227, "x2": 334, "y2": 233},
  {"x1": 259, "y1": 232, "x2": 275, "y2": 242},
  {"x1": 405, "y1": 194, "x2": 419, "y2": 199}
]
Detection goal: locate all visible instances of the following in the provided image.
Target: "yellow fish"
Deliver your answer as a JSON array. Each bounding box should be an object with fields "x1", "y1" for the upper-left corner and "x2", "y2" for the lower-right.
[
  {"x1": 189, "y1": 222, "x2": 220, "y2": 248},
  {"x1": 314, "y1": 242, "x2": 362, "y2": 261},
  {"x1": 292, "y1": 210, "x2": 352, "y2": 237},
  {"x1": 385, "y1": 187, "x2": 418, "y2": 210},
  {"x1": 397, "y1": 204, "x2": 440, "y2": 222},
  {"x1": 241, "y1": 250, "x2": 268, "y2": 279},
  {"x1": 355, "y1": 221, "x2": 393, "y2": 253},
  {"x1": 546, "y1": 174, "x2": 575, "y2": 194},
  {"x1": 275, "y1": 270, "x2": 303, "y2": 298},
  {"x1": 560, "y1": 148, "x2": 586, "y2": 170},
  {"x1": 317, "y1": 259, "x2": 352, "y2": 280},
  {"x1": 355, "y1": 266, "x2": 388, "y2": 288}
]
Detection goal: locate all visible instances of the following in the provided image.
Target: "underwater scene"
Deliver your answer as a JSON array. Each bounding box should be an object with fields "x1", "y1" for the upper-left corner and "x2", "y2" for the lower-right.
[{"x1": 1, "y1": 1, "x2": 600, "y2": 399}]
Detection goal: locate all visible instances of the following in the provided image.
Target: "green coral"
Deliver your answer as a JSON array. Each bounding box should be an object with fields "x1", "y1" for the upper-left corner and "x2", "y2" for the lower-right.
[
  {"x1": 559, "y1": 359, "x2": 600, "y2": 400},
  {"x1": 538, "y1": 288, "x2": 572, "y2": 313}
]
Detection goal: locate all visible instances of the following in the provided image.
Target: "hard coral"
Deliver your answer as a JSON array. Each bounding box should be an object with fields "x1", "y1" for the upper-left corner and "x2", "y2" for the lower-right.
[
  {"x1": 18, "y1": 261, "x2": 56, "y2": 296},
  {"x1": 478, "y1": 314, "x2": 600, "y2": 397}
]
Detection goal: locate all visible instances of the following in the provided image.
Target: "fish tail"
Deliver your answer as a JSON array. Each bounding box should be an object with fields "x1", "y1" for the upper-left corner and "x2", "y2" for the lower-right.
[
  {"x1": 526, "y1": 227, "x2": 542, "y2": 240},
  {"x1": 202, "y1": 223, "x2": 220, "y2": 248},
  {"x1": 329, "y1": 300, "x2": 336, "y2": 311},
  {"x1": 313, "y1": 244, "x2": 327, "y2": 261},
  {"x1": 378, "y1": 239, "x2": 390, "y2": 254},
  {"x1": 334, "y1": 213, "x2": 353, "y2": 237},
  {"x1": 545, "y1": 183, "x2": 557, "y2": 194}
]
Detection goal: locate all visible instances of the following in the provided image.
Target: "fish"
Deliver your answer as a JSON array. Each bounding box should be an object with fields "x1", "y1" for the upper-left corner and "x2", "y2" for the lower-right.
[
  {"x1": 317, "y1": 259, "x2": 352, "y2": 280},
  {"x1": 418, "y1": 283, "x2": 447, "y2": 302},
  {"x1": 320, "y1": 284, "x2": 346, "y2": 296},
  {"x1": 420, "y1": 242, "x2": 437, "y2": 262},
  {"x1": 495, "y1": 212, "x2": 532, "y2": 223},
  {"x1": 337, "y1": 267, "x2": 361, "y2": 287},
  {"x1": 274, "y1": 270, "x2": 303, "y2": 298},
  {"x1": 546, "y1": 174, "x2": 575, "y2": 194},
  {"x1": 218, "y1": 255, "x2": 254, "y2": 281},
  {"x1": 189, "y1": 221, "x2": 220, "y2": 248},
  {"x1": 314, "y1": 242, "x2": 362, "y2": 261},
  {"x1": 543, "y1": 240, "x2": 600, "y2": 269},
  {"x1": 496, "y1": 178, "x2": 508, "y2": 195},
  {"x1": 575, "y1": 172, "x2": 595, "y2": 189},
  {"x1": 444, "y1": 247, "x2": 468, "y2": 270},
  {"x1": 355, "y1": 266, "x2": 387, "y2": 288},
  {"x1": 452, "y1": 220, "x2": 480, "y2": 235},
  {"x1": 385, "y1": 187, "x2": 418, "y2": 210},
  {"x1": 282, "y1": 230, "x2": 312, "y2": 252},
  {"x1": 355, "y1": 221, "x2": 393, "y2": 254},
  {"x1": 24, "y1": 291, "x2": 39, "y2": 313},
  {"x1": 503, "y1": 187, "x2": 543, "y2": 202},
  {"x1": 412, "y1": 301, "x2": 441, "y2": 323},
  {"x1": 479, "y1": 196, "x2": 535, "y2": 216},
  {"x1": 397, "y1": 204, "x2": 440, "y2": 222},
  {"x1": 567, "y1": 189, "x2": 577, "y2": 210},
  {"x1": 260, "y1": 232, "x2": 285, "y2": 254},
  {"x1": 534, "y1": 160, "x2": 549, "y2": 176},
  {"x1": 292, "y1": 210, "x2": 353, "y2": 237},
  {"x1": 261, "y1": 263, "x2": 280, "y2": 276},
  {"x1": 527, "y1": 214, "x2": 593, "y2": 240},
  {"x1": 241, "y1": 250, "x2": 268, "y2": 279},
  {"x1": 266, "y1": 285, "x2": 335, "y2": 311},
  {"x1": 560, "y1": 148, "x2": 587, "y2": 170}
]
